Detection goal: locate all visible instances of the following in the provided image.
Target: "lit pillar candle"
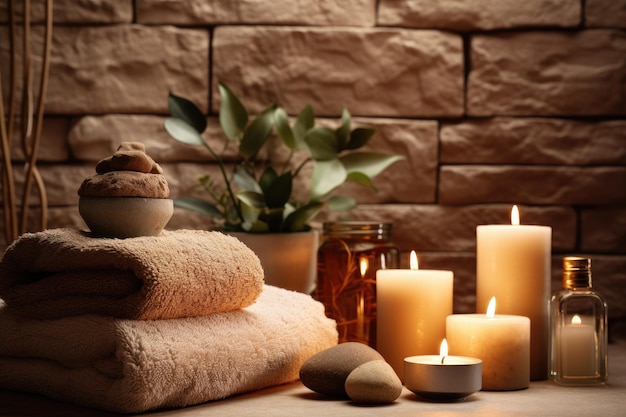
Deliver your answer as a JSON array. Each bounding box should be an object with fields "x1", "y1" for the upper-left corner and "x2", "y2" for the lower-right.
[
  {"x1": 446, "y1": 297, "x2": 530, "y2": 391},
  {"x1": 562, "y1": 314, "x2": 596, "y2": 376},
  {"x1": 476, "y1": 205, "x2": 551, "y2": 381},
  {"x1": 377, "y1": 251, "x2": 453, "y2": 381}
]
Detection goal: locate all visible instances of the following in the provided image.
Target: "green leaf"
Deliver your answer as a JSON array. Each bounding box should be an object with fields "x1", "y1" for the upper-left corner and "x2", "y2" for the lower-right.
[
  {"x1": 274, "y1": 107, "x2": 295, "y2": 149},
  {"x1": 258, "y1": 207, "x2": 284, "y2": 232},
  {"x1": 310, "y1": 159, "x2": 347, "y2": 200},
  {"x1": 168, "y1": 93, "x2": 207, "y2": 133},
  {"x1": 340, "y1": 152, "x2": 403, "y2": 178},
  {"x1": 293, "y1": 105, "x2": 314, "y2": 149},
  {"x1": 326, "y1": 195, "x2": 357, "y2": 212},
  {"x1": 164, "y1": 118, "x2": 204, "y2": 146},
  {"x1": 304, "y1": 127, "x2": 339, "y2": 161},
  {"x1": 218, "y1": 82, "x2": 248, "y2": 141},
  {"x1": 237, "y1": 190, "x2": 266, "y2": 208},
  {"x1": 282, "y1": 201, "x2": 324, "y2": 232},
  {"x1": 239, "y1": 201, "x2": 267, "y2": 232},
  {"x1": 346, "y1": 127, "x2": 376, "y2": 150},
  {"x1": 335, "y1": 107, "x2": 351, "y2": 150},
  {"x1": 244, "y1": 220, "x2": 270, "y2": 233},
  {"x1": 240, "y1": 105, "x2": 276, "y2": 159},
  {"x1": 233, "y1": 166, "x2": 262, "y2": 193},
  {"x1": 263, "y1": 171, "x2": 293, "y2": 208},
  {"x1": 258, "y1": 166, "x2": 278, "y2": 191},
  {"x1": 347, "y1": 171, "x2": 377, "y2": 191},
  {"x1": 173, "y1": 197, "x2": 222, "y2": 218},
  {"x1": 283, "y1": 202, "x2": 296, "y2": 218}
]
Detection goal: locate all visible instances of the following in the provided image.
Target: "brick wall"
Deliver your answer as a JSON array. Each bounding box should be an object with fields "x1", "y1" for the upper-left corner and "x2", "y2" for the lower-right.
[{"x1": 1, "y1": 0, "x2": 625, "y2": 338}]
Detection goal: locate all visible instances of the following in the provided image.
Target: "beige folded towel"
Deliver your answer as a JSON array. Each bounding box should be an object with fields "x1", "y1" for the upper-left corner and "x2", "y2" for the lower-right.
[
  {"x1": 0, "y1": 285, "x2": 338, "y2": 414},
  {"x1": 0, "y1": 228, "x2": 264, "y2": 320}
]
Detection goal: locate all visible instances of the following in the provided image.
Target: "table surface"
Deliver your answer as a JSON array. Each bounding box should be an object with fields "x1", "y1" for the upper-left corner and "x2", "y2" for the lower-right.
[{"x1": 2, "y1": 342, "x2": 625, "y2": 417}]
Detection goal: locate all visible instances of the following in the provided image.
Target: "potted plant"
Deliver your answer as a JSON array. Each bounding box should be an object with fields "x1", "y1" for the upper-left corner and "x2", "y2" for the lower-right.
[{"x1": 164, "y1": 83, "x2": 402, "y2": 292}]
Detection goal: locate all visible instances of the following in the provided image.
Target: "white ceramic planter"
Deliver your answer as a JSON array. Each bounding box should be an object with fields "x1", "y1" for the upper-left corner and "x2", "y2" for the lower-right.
[{"x1": 229, "y1": 231, "x2": 319, "y2": 294}]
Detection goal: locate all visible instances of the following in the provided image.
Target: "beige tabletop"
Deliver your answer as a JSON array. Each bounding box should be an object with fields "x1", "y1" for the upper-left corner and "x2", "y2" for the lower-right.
[{"x1": 2, "y1": 341, "x2": 625, "y2": 417}]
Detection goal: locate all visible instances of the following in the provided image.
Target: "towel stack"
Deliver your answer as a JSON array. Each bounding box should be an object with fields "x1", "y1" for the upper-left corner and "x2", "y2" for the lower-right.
[{"x1": 0, "y1": 228, "x2": 338, "y2": 414}]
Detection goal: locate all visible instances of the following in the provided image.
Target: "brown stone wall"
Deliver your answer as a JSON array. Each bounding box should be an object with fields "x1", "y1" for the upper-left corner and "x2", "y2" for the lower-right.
[{"x1": 1, "y1": 0, "x2": 625, "y2": 338}]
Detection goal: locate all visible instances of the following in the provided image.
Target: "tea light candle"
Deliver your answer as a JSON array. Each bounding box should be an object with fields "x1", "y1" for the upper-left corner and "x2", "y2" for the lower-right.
[
  {"x1": 562, "y1": 314, "x2": 596, "y2": 376},
  {"x1": 405, "y1": 339, "x2": 482, "y2": 401},
  {"x1": 476, "y1": 205, "x2": 551, "y2": 381},
  {"x1": 377, "y1": 251, "x2": 453, "y2": 381},
  {"x1": 446, "y1": 297, "x2": 530, "y2": 391}
]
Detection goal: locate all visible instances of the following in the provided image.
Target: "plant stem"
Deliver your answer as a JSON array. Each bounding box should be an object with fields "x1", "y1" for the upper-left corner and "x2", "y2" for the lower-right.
[
  {"x1": 201, "y1": 140, "x2": 243, "y2": 224},
  {"x1": 293, "y1": 156, "x2": 313, "y2": 178}
]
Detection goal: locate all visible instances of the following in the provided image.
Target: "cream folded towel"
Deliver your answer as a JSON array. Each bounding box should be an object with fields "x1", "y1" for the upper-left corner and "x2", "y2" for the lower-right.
[
  {"x1": 0, "y1": 228, "x2": 264, "y2": 320},
  {"x1": 0, "y1": 285, "x2": 338, "y2": 414}
]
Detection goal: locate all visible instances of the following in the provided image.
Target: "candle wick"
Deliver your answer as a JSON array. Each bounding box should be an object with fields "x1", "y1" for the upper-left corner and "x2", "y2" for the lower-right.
[{"x1": 441, "y1": 356, "x2": 446, "y2": 365}]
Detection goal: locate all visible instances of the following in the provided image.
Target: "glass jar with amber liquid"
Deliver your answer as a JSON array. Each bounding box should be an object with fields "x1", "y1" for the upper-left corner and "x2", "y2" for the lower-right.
[{"x1": 315, "y1": 221, "x2": 399, "y2": 348}]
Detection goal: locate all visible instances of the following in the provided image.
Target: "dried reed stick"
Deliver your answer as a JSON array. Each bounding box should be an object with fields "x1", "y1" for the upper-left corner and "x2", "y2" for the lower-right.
[{"x1": 0, "y1": 0, "x2": 53, "y2": 246}]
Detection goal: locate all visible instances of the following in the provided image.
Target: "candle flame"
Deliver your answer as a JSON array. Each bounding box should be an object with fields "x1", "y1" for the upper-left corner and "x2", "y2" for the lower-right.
[
  {"x1": 511, "y1": 205, "x2": 520, "y2": 226},
  {"x1": 440, "y1": 338, "x2": 449, "y2": 358},
  {"x1": 410, "y1": 250, "x2": 419, "y2": 270},
  {"x1": 486, "y1": 296, "x2": 496, "y2": 318},
  {"x1": 572, "y1": 314, "x2": 582, "y2": 325},
  {"x1": 359, "y1": 256, "x2": 369, "y2": 277}
]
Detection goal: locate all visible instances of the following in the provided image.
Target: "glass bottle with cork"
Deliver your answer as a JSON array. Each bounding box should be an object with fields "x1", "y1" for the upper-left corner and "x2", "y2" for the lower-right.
[
  {"x1": 550, "y1": 256, "x2": 608, "y2": 386},
  {"x1": 315, "y1": 221, "x2": 399, "y2": 348}
]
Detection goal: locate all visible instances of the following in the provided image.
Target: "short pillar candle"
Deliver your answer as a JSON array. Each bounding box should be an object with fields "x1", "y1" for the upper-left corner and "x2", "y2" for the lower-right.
[
  {"x1": 446, "y1": 297, "x2": 530, "y2": 391},
  {"x1": 562, "y1": 315, "x2": 596, "y2": 376}
]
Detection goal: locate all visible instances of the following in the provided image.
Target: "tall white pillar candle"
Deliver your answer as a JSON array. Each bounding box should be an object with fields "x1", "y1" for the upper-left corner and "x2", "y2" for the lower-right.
[
  {"x1": 476, "y1": 205, "x2": 551, "y2": 380},
  {"x1": 377, "y1": 251, "x2": 453, "y2": 381}
]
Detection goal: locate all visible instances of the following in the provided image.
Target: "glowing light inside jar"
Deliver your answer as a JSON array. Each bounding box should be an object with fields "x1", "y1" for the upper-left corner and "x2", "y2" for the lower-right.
[{"x1": 360, "y1": 256, "x2": 369, "y2": 277}]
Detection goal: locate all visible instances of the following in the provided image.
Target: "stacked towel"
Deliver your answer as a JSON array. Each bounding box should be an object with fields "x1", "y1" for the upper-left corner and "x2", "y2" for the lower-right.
[
  {"x1": 0, "y1": 228, "x2": 264, "y2": 319},
  {"x1": 0, "y1": 285, "x2": 338, "y2": 413},
  {"x1": 0, "y1": 228, "x2": 338, "y2": 413}
]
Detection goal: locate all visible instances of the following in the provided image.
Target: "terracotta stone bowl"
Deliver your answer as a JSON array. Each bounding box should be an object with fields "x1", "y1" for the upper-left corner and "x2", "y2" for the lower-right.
[{"x1": 79, "y1": 197, "x2": 173, "y2": 238}]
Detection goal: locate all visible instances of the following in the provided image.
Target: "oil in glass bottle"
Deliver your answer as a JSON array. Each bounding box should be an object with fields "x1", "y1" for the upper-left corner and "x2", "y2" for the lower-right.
[{"x1": 550, "y1": 256, "x2": 608, "y2": 386}]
